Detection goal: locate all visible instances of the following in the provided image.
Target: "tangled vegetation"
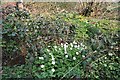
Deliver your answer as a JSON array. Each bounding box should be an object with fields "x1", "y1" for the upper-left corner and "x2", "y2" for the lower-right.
[{"x1": 2, "y1": 3, "x2": 120, "y2": 79}]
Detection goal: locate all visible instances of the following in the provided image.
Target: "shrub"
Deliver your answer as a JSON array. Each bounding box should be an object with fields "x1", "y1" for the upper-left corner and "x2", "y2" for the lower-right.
[
  {"x1": 2, "y1": 9, "x2": 31, "y2": 65},
  {"x1": 2, "y1": 10, "x2": 119, "y2": 79}
]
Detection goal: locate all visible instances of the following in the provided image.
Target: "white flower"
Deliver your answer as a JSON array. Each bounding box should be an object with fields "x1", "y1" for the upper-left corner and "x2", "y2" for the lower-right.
[
  {"x1": 35, "y1": 52, "x2": 37, "y2": 56},
  {"x1": 84, "y1": 46, "x2": 87, "y2": 49},
  {"x1": 73, "y1": 57, "x2": 76, "y2": 60},
  {"x1": 80, "y1": 47, "x2": 84, "y2": 51},
  {"x1": 49, "y1": 53, "x2": 52, "y2": 55},
  {"x1": 37, "y1": 37, "x2": 40, "y2": 40},
  {"x1": 41, "y1": 65, "x2": 45, "y2": 68},
  {"x1": 74, "y1": 45, "x2": 78, "y2": 48},
  {"x1": 54, "y1": 46, "x2": 57, "y2": 49},
  {"x1": 73, "y1": 41, "x2": 76, "y2": 44},
  {"x1": 80, "y1": 43, "x2": 85, "y2": 47},
  {"x1": 65, "y1": 55, "x2": 68, "y2": 58},
  {"x1": 64, "y1": 43, "x2": 67, "y2": 49},
  {"x1": 79, "y1": 50, "x2": 82, "y2": 53},
  {"x1": 36, "y1": 26, "x2": 39, "y2": 29},
  {"x1": 52, "y1": 61, "x2": 55, "y2": 65},
  {"x1": 64, "y1": 44, "x2": 67, "y2": 54},
  {"x1": 35, "y1": 30, "x2": 37, "y2": 33},
  {"x1": 82, "y1": 55, "x2": 85, "y2": 58},
  {"x1": 70, "y1": 47, "x2": 72, "y2": 50},
  {"x1": 51, "y1": 68, "x2": 55, "y2": 72},
  {"x1": 48, "y1": 46, "x2": 51, "y2": 48},
  {"x1": 115, "y1": 47, "x2": 119, "y2": 50},
  {"x1": 59, "y1": 48, "x2": 61, "y2": 51},
  {"x1": 108, "y1": 53, "x2": 113, "y2": 56},
  {"x1": 105, "y1": 57, "x2": 107, "y2": 59},
  {"x1": 73, "y1": 41, "x2": 77, "y2": 44},
  {"x1": 39, "y1": 57, "x2": 44, "y2": 60},
  {"x1": 76, "y1": 52, "x2": 79, "y2": 55},
  {"x1": 47, "y1": 49, "x2": 50, "y2": 52},
  {"x1": 61, "y1": 43, "x2": 63, "y2": 47},
  {"x1": 110, "y1": 46, "x2": 113, "y2": 49},
  {"x1": 66, "y1": 44, "x2": 68, "y2": 48},
  {"x1": 104, "y1": 64, "x2": 107, "y2": 67},
  {"x1": 51, "y1": 56, "x2": 55, "y2": 61},
  {"x1": 70, "y1": 43, "x2": 73, "y2": 47},
  {"x1": 55, "y1": 49, "x2": 57, "y2": 51},
  {"x1": 66, "y1": 42, "x2": 68, "y2": 45},
  {"x1": 77, "y1": 45, "x2": 80, "y2": 48},
  {"x1": 94, "y1": 50, "x2": 97, "y2": 53},
  {"x1": 26, "y1": 29, "x2": 29, "y2": 31},
  {"x1": 64, "y1": 51, "x2": 67, "y2": 54},
  {"x1": 80, "y1": 43, "x2": 83, "y2": 46}
]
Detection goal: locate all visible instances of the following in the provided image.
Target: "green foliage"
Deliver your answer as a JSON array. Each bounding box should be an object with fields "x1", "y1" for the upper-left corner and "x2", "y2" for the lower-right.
[
  {"x1": 2, "y1": 65, "x2": 33, "y2": 78},
  {"x1": 2, "y1": 9, "x2": 31, "y2": 65},
  {"x1": 32, "y1": 42, "x2": 86, "y2": 78},
  {"x1": 2, "y1": 10, "x2": 120, "y2": 79},
  {"x1": 55, "y1": 13, "x2": 88, "y2": 40}
]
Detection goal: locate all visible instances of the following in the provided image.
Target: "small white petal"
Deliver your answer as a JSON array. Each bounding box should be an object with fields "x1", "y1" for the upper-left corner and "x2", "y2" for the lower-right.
[
  {"x1": 55, "y1": 49, "x2": 57, "y2": 51},
  {"x1": 64, "y1": 43, "x2": 67, "y2": 48},
  {"x1": 52, "y1": 56, "x2": 55, "y2": 61},
  {"x1": 51, "y1": 68, "x2": 55, "y2": 72},
  {"x1": 64, "y1": 44, "x2": 67, "y2": 53},
  {"x1": 37, "y1": 37, "x2": 39, "y2": 40},
  {"x1": 105, "y1": 57, "x2": 107, "y2": 59},
  {"x1": 48, "y1": 46, "x2": 51, "y2": 48},
  {"x1": 65, "y1": 55, "x2": 68, "y2": 58},
  {"x1": 39, "y1": 57, "x2": 44, "y2": 60},
  {"x1": 108, "y1": 53, "x2": 113, "y2": 56},
  {"x1": 76, "y1": 52, "x2": 79, "y2": 55},
  {"x1": 54, "y1": 46, "x2": 57, "y2": 49},
  {"x1": 81, "y1": 43, "x2": 85, "y2": 47},
  {"x1": 47, "y1": 49, "x2": 50, "y2": 52},
  {"x1": 110, "y1": 46, "x2": 113, "y2": 49},
  {"x1": 41, "y1": 65, "x2": 45, "y2": 68},
  {"x1": 35, "y1": 30, "x2": 37, "y2": 32},
  {"x1": 73, "y1": 41, "x2": 77, "y2": 44},
  {"x1": 70, "y1": 43, "x2": 73, "y2": 47},
  {"x1": 81, "y1": 48, "x2": 84, "y2": 50},
  {"x1": 94, "y1": 50, "x2": 97, "y2": 53},
  {"x1": 104, "y1": 64, "x2": 107, "y2": 67},
  {"x1": 84, "y1": 46, "x2": 87, "y2": 49},
  {"x1": 115, "y1": 47, "x2": 119, "y2": 50},
  {"x1": 49, "y1": 53, "x2": 52, "y2": 55},
  {"x1": 77, "y1": 45, "x2": 80, "y2": 48},
  {"x1": 52, "y1": 61, "x2": 55, "y2": 65},
  {"x1": 26, "y1": 29, "x2": 29, "y2": 31},
  {"x1": 82, "y1": 55, "x2": 85, "y2": 58},
  {"x1": 80, "y1": 43, "x2": 83, "y2": 46},
  {"x1": 52, "y1": 57, "x2": 55, "y2": 61},
  {"x1": 59, "y1": 48, "x2": 61, "y2": 51},
  {"x1": 73, "y1": 57, "x2": 76, "y2": 60},
  {"x1": 70, "y1": 47, "x2": 72, "y2": 50},
  {"x1": 36, "y1": 26, "x2": 39, "y2": 29},
  {"x1": 74, "y1": 45, "x2": 78, "y2": 48},
  {"x1": 64, "y1": 51, "x2": 67, "y2": 54},
  {"x1": 66, "y1": 42, "x2": 68, "y2": 45},
  {"x1": 61, "y1": 43, "x2": 63, "y2": 47}
]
